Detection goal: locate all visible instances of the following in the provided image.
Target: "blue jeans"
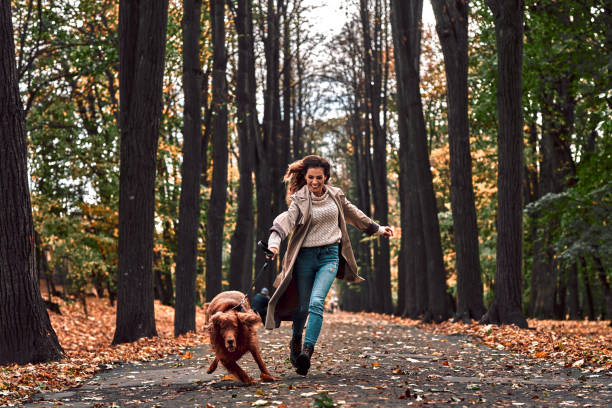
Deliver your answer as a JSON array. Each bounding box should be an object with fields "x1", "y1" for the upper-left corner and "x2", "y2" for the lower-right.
[{"x1": 292, "y1": 244, "x2": 339, "y2": 348}]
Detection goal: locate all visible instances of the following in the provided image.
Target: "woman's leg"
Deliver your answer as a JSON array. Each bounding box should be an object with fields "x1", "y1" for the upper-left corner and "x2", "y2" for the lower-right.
[
  {"x1": 291, "y1": 247, "x2": 318, "y2": 340},
  {"x1": 303, "y1": 244, "x2": 339, "y2": 348}
]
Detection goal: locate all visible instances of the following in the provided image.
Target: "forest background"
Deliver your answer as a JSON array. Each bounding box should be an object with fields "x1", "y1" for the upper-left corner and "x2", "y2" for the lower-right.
[{"x1": 2, "y1": 0, "x2": 611, "y2": 366}]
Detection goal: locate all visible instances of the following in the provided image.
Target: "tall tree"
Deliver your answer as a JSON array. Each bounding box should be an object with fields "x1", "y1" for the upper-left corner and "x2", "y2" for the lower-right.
[
  {"x1": 205, "y1": 0, "x2": 229, "y2": 300},
  {"x1": 229, "y1": 0, "x2": 257, "y2": 292},
  {"x1": 255, "y1": 0, "x2": 284, "y2": 290},
  {"x1": 431, "y1": 0, "x2": 486, "y2": 322},
  {"x1": 359, "y1": 0, "x2": 392, "y2": 314},
  {"x1": 292, "y1": 10, "x2": 304, "y2": 161},
  {"x1": 390, "y1": 0, "x2": 451, "y2": 322},
  {"x1": 112, "y1": 0, "x2": 169, "y2": 344},
  {"x1": 281, "y1": 1, "x2": 292, "y2": 161},
  {"x1": 480, "y1": 0, "x2": 528, "y2": 328},
  {"x1": 0, "y1": 0, "x2": 64, "y2": 364},
  {"x1": 174, "y1": 0, "x2": 203, "y2": 336}
]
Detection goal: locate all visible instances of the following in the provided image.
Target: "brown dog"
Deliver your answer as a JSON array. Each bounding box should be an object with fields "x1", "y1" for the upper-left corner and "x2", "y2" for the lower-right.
[{"x1": 205, "y1": 290, "x2": 275, "y2": 385}]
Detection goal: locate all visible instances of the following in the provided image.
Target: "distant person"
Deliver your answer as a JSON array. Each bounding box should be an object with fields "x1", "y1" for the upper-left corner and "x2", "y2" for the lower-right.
[
  {"x1": 264, "y1": 155, "x2": 393, "y2": 376},
  {"x1": 251, "y1": 287, "x2": 270, "y2": 323},
  {"x1": 328, "y1": 296, "x2": 339, "y2": 314}
]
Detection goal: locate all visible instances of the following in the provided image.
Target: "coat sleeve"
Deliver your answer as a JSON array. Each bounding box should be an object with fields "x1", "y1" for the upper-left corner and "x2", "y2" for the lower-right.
[
  {"x1": 339, "y1": 191, "x2": 380, "y2": 235},
  {"x1": 269, "y1": 200, "x2": 301, "y2": 241}
]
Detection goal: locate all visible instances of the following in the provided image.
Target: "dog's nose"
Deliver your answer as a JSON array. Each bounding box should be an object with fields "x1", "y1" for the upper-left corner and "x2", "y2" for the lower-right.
[{"x1": 228, "y1": 338, "x2": 234, "y2": 345}]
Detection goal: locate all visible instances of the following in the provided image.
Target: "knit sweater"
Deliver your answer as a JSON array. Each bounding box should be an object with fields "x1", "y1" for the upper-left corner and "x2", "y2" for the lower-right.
[
  {"x1": 268, "y1": 190, "x2": 341, "y2": 250},
  {"x1": 268, "y1": 189, "x2": 387, "y2": 251},
  {"x1": 302, "y1": 190, "x2": 342, "y2": 247}
]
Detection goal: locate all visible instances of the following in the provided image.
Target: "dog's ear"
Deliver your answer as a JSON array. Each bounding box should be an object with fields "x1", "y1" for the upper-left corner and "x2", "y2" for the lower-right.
[
  {"x1": 238, "y1": 311, "x2": 262, "y2": 328},
  {"x1": 210, "y1": 311, "x2": 224, "y2": 327}
]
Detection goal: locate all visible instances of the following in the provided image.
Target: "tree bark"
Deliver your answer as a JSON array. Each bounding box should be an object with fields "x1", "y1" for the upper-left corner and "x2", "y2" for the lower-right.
[
  {"x1": 390, "y1": 0, "x2": 450, "y2": 323},
  {"x1": 174, "y1": 0, "x2": 203, "y2": 336},
  {"x1": 360, "y1": 0, "x2": 392, "y2": 314},
  {"x1": 582, "y1": 258, "x2": 596, "y2": 320},
  {"x1": 594, "y1": 256, "x2": 612, "y2": 323},
  {"x1": 431, "y1": 0, "x2": 485, "y2": 322},
  {"x1": 205, "y1": 0, "x2": 229, "y2": 301},
  {"x1": 292, "y1": 19, "x2": 304, "y2": 161},
  {"x1": 113, "y1": 0, "x2": 169, "y2": 344},
  {"x1": 480, "y1": 0, "x2": 528, "y2": 328},
  {"x1": 567, "y1": 263, "x2": 581, "y2": 319},
  {"x1": 255, "y1": 0, "x2": 283, "y2": 290},
  {"x1": 281, "y1": 1, "x2": 292, "y2": 162},
  {"x1": 0, "y1": 1, "x2": 64, "y2": 364},
  {"x1": 229, "y1": 0, "x2": 257, "y2": 293}
]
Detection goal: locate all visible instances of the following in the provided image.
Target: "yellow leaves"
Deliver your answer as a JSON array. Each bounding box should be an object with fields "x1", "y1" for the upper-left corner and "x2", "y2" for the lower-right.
[{"x1": 180, "y1": 351, "x2": 194, "y2": 359}]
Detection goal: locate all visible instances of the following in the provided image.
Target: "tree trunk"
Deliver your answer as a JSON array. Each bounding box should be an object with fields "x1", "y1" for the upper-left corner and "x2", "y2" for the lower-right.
[
  {"x1": 530, "y1": 76, "x2": 576, "y2": 319},
  {"x1": 255, "y1": 0, "x2": 283, "y2": 291},
  {"x1": 281, "y1": 1, "x2": 292, "y2": 162},
  {"x1": 174, "y1": 0, "x2": 203, "y2": 336},
  {"x1": 567, "y1": 263, "x2": 581, "y2": 319},
  {"x1": 594, "y1": 256, "x2": 612, "y2": 323},
  {"x1": 205, "y1": 0, "x2": 229, "y2": 301},
  {"x1": 431, "y1": 0, "x2": 485, "y2": 322},
  {"x1": 360, "y1": 0, "x2": 392, "y2": 314},
  {"x1": 0, "y1": 1, "x2": 64, "y2": 364},
  {"x1": 581, "y1": 258, "x2": 596, "y2": 320},
  {"x1": 292, "y1": 22, "x2": 303, "y2": 161},
  {"x1": 342, "y1": 90, "x2": 373, "y2": 312},
  {"x1": 229, "y1": 0, "x2": 257, "y2": 293},
  {"x1": 396, "y1": 104, "x2": 421, "y2": 318},
  {"x1": 390, "y1": 0, "x2": 450, "y2": 323},
  {"x1": 113, "y1": 0, "x2": 169, "y2": 344},
  {"x1": 480, "y1": 0, "x2": 528, "y2": 328}
]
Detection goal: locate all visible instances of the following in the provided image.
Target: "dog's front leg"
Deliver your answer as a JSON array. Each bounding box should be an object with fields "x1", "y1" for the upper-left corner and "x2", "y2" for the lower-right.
[
  {"x1": 250, "y1": 348, "x2": 277, "y2": 382},
  {"x1": 224, "y1": 361, "x2": 254, "y2": 385},
  {"x1": 207, "y1": 356, "x2": 219, "y2": 374}
]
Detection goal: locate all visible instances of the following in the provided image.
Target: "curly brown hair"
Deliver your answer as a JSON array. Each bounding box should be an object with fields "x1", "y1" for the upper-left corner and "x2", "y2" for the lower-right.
[{"x1": 284, "y1": 155, "x2": 331, "y2": 199}]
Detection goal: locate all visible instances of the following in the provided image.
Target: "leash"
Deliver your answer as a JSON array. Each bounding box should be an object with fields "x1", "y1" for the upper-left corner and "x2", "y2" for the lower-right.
[{"x1": 231, "y1": 240, "x2": 274, "y2": 311}]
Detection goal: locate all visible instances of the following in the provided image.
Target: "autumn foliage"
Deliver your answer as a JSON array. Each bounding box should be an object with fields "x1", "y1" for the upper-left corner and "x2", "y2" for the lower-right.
[{"x1": 0, "y1": 298, "x2": 208, "y2": 406}]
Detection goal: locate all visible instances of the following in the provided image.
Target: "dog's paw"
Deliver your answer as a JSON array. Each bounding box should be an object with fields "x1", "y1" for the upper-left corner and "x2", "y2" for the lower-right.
[
  {"x1": 260, "y1": 373, "x2": 277, "y2": 382},
  {"x1": 242, "y1": 376, "x2": 256, "y2": 385}
]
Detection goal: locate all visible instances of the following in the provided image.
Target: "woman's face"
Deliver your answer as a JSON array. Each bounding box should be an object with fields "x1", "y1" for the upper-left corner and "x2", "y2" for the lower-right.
[{"x1": 305, "y1": 167, "x2": 326, "y2": 196}]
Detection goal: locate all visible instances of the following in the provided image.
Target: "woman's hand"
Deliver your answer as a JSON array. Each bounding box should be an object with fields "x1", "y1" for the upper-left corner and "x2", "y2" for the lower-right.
[
  {"x1": 269, "y1": 247, "x2": 278, "y2": 259},
  {"x1": 379, "y1": 226, "x2": 394, "y2": 237}
]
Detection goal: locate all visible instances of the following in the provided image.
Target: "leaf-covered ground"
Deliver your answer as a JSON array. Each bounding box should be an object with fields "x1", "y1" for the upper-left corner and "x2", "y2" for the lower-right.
[
  {"x1": 382, "y1": 314, "x2": 612, "y2": 372},
  {"x1": 0, "y1": 297, "x2": 209, "y2": 406},
  {"x1": 1, "y1": 298, "x2": 611, "y2": 406}
]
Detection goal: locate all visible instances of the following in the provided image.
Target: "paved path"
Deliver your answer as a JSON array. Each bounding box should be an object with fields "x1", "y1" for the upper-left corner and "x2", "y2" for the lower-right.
[{"x1": 25, "y1": 312, "x2": 612, "y2": 407}]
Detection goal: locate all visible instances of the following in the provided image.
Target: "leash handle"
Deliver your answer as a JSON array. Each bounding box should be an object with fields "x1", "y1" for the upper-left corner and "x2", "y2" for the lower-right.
[{"x1": 257, "y1": 240, "x2": 274, "y2": 259}]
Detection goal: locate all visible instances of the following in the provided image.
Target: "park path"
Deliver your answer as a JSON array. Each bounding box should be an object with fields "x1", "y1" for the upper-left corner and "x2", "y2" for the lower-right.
[{"x1": 25, "y1": 312, "x2": 612, "y2": 407}]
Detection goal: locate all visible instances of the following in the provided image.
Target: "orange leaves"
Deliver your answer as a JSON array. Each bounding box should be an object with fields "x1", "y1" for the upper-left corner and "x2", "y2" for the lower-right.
[
  {"x1": 0, "y1": 297, "x2": 209, "y2": 406},
  {"x1": 415, "y1": 318, "x2": 612, "y2": 372}
]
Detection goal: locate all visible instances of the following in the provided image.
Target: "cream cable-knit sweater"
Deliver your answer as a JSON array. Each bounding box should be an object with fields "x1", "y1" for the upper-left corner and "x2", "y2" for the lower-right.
[
  {"x1": 302, "y1": 190, "x2": 342, "y2": 247},
  {"x1": 268, "y1": 189, "x2": 387, "y2": 250},
  {"x1": 268, "y1": 190, "x2": 341, "y2": 250}
]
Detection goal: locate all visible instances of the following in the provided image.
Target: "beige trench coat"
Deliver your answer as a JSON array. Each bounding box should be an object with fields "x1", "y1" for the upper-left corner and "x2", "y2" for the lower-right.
[{"x1": 264, "y1": 184, "x2": 379, "y2": 330}]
